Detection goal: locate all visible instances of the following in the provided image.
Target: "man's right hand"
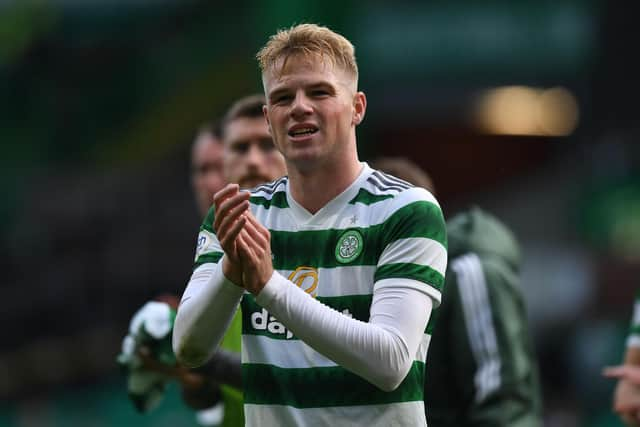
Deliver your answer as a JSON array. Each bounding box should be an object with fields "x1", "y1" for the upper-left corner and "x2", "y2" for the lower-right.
[
  {"x1": 605, "y1": 365, "x2": 640, "y2": 426},
  {"x1": 138, "y1": 346, "x2": 223, "y2": 410},
  {"x1": 614, "y1": 379, "x2": 640, "y2": 426},
  {"x1": 213, "y1": 184, "x2": 250, "y2": 286}
]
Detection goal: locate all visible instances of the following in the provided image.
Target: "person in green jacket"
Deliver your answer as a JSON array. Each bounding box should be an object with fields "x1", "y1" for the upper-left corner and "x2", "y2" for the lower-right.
[
  {"x1": 118, "y1": 94, "x2": 286, "y2": 427},
  {"x1": 372, "y1": 157, "x2": 543, "y2": 427}
]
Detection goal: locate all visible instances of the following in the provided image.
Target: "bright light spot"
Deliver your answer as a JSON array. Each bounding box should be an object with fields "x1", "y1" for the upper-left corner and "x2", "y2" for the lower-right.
[
  {"x1": 536, "y1": 87, "x2": 579, "y2": 136},
  {"x1": 474, "y1": 85, "x2": 579, "y2": 136}
]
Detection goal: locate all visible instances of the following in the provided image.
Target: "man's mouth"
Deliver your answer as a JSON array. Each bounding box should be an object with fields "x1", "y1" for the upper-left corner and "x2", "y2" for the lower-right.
[{"x1": 288, "y1": 126, "x2": 318, "y2": 137}]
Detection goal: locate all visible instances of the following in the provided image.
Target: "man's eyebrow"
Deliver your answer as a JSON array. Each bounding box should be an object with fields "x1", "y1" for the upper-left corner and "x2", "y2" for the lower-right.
[
  {"x1": 307, "y1": 81, "x2": 332, "y2": 89},
  {"x1": 268, "y1": 79, "x2": 335, "y2": 100},
  {"x1": 268, "y1": 87, "x2": 290, "y2": 100}
]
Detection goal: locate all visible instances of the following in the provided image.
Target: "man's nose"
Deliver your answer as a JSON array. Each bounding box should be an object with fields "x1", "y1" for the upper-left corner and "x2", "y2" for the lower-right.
[
  {"x1": 290, "y1": 92, "x2": 312, "y2": 119},
  {"x1": 246, "y1": 144, "x2": 264, "y2": 166}
]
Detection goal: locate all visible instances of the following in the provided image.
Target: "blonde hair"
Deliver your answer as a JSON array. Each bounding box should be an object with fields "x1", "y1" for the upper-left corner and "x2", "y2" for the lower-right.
[{"x1": 256, "y1": 23, "x2": 358, "y2": 80}]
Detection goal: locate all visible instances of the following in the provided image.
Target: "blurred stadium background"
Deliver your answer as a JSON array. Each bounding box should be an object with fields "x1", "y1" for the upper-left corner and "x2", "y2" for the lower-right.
[{"x1": 1, "y1": 0, "x2": 638, "y2": 426}]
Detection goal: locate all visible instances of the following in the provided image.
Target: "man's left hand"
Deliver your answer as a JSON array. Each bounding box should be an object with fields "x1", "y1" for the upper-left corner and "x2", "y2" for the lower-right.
[{"x1": 237, "y1": 212, "x2": 273, "y2": 295}]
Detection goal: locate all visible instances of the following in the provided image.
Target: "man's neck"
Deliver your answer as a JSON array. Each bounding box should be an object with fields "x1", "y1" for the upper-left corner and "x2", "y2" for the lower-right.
[{"x1": 288, "y1": 155, "x2": 362, "y2": 215}]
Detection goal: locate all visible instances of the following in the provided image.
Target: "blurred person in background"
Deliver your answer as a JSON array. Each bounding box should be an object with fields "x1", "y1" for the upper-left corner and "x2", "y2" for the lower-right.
[
  {"x1": 604, "y1": 290, "x2": 640, "y2": 426},
  {"x1": 372, "y1": 157, "x2": 543, "y2": 427},
  {"x1": 191, "y1": 122, "x2": 226, "y2": 219},
  {"x1": 219, "y1": 94, "x2": 287, "y2": 191},
  {"x1": 174, "y1": 24, "x2": 447, "y2": 427},
  {"x1": 118, "y1": 94, "x2": 286, "y2": 427}
]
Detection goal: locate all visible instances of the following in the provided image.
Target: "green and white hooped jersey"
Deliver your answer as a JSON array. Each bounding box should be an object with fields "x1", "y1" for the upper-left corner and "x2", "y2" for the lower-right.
[
  {"x1": 628, "y1": 290, "x2": 640, "y2": 348},
  {"x1": 194, "y1": 163, "x2": 447, "y2": 426}
]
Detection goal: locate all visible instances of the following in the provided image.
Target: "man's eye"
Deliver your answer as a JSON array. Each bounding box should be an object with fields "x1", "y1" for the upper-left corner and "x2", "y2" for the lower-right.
[
  {"x1": 311, "y1": 90, "x2": 329, "y2": 97},
  {"x1": 275, "y1": 95, "x2": 292, "y2": 103},
  {"x1": 232, "y1": 143, "x2": 249, "y2": 154},
  {"x1": 260, "y1": 139, "x2": 276, "y2": 152}
]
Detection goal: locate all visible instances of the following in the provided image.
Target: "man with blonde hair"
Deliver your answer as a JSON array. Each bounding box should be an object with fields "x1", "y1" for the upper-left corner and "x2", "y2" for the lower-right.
[{"x1": 174, "y1": 24, "x2": 448, "y2": 426}]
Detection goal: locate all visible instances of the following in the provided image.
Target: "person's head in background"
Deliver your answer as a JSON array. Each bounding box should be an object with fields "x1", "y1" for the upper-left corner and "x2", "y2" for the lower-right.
[
  {"x1": 221, "y1": 94, "x2": 287, "y2": 189},
  {"x1": 191, "y1": 123, "x2": 225, "y2": 218},
  {"x1": 370, "y1": 157, "x2": 436, "y2": 195}
]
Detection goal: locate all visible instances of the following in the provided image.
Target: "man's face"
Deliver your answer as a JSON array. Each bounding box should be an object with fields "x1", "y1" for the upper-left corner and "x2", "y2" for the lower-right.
[
  {"x1": 262, "y1": 54, "x2": 366, "y2": 171},
  {"x1": 191, "y1": 132, "x2": 225, "y2": 217},
  {"x1": 223, "y1": 116, "x2": 286, "y2": 189}
]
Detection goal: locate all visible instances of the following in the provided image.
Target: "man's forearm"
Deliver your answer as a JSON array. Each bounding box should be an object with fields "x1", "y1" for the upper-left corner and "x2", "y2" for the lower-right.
[
  {"x1": 173, "y1": 261, "x2": 244, "y2": 367},
  {"x1": 256, "y1": 272, "x2": 433, "y2": 392}
]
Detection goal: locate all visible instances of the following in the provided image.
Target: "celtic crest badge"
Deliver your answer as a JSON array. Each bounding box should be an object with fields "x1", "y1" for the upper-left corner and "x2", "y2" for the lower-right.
[{"x1": 335, "y1": 229, "x2": 364, "y2": 263}]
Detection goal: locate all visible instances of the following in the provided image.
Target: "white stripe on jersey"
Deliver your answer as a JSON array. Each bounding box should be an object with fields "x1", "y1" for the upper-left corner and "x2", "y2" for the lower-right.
[
  {"x1": 378, "y1": 237, "x2": 447, "y2": 276},
  {"x1": 278, "y1": 265, "x2": 376, "y2": 297},
  {"x1": 244, "y1": 401, "x2": 427, "y2": 427},
  {"x1": 250, "y1": 185, "x2": 439, "y2": 233},
  {"x1": 280, "y1": 266, "x2": 441, "y2": 300},
  {"x1": 242, "y1": 334, "x2": 336, "y2": 368}
]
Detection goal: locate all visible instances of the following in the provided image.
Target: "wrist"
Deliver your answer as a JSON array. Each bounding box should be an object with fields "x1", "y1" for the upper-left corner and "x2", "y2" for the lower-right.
[
  {"x1": 221, "y1": 256, "x2": 243, "y2": 287},
  {"x1": 254, "y1": 270, "x2": 284, "y2": 306},
  {"x1": 247, "y1": 282, "x2": 266, "y2": 296},
  {"x1": 247, "y1": 267, "x2": 274, "y2": 296}
]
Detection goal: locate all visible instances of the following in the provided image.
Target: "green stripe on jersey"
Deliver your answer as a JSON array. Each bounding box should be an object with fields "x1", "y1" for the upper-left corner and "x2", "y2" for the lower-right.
[
  {"x1": 241, "y1": 294, "x2": 372, "y2": 340},
  {"x1": 194, "y1": 251, "x2": 223, "y2": 269},
  {"x1": 383, "y1": 200, "x2": 446, "y2": 249},
  {"x1": 250, "y1": 191, "x2": 289, "y2": 209},
  {"x1": 348, "y1": 188, "x2": 394, "y2": 206},
  {"x1": 270, "y1": 200, "x2": 445, "y2": 270},
  {"x1": 271, "y1": 227, "x2": 377, "y2": 269},
  {"x1": 202, "y1": 206, "x2": 216, "y2": 232},
  {"x1": 375, "y1": 263, "x2": 444, "y2": 291},
  {"x1": 197, "y1": 200, "x2": 445, "y2": 271},
  {"x1": 242, "y1": 361, "x2": 425, "y2": 408},
  {"x1": 426, "y1": 312, "x2": 437, "y2": 334}
]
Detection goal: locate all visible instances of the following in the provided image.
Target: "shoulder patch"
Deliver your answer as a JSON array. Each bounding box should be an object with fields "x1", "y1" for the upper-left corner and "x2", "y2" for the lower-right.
[{"x1": 194, "y1": 229, "x2": 217, "y2": 261}]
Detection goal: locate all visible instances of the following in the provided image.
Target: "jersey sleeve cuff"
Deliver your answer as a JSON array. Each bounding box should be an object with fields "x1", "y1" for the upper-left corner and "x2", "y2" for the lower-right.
[
  {"x1": 374, "y1": 277, "x2": 442, "y2": 308},
  {"x1": 627, "y1": 334, "x2": 640, "y2": 349},
  {"x1": 214, "y1": 259, "x2": 245, "y2": 299},
  {"x1": 255, "y1": 271, "x2": 288, "y2": 308}
]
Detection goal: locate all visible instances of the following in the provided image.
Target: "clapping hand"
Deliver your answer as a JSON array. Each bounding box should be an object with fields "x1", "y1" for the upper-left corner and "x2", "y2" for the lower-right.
[
  {"x1": 236, "y1": 212, "x2": 274, "y2": 295},
  {"x1": 212, "y1": 184, "x2": 274, "y2": 294},
  {"x1": 213, "y1": 184, "x2": 250, "y2": 286}
]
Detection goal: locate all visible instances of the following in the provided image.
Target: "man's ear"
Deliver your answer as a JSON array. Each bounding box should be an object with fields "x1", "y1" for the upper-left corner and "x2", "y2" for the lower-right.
[
  {"x1": 353, "y1": 91, "x2": 367, "y2": 125},
  {"x1": 263, "y1": 104, "x2": 272, "y2": 134}
]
